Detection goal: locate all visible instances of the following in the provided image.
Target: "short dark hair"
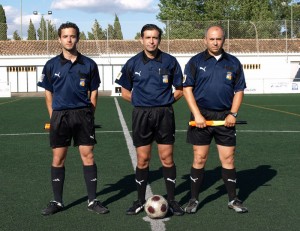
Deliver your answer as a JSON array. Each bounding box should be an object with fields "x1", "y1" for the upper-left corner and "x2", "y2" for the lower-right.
[
  {"x1": 58, "y1": 22, "x2": 80, "y2": 38},
  {"x1": 141, "y1": 24, "x2": 163, "y2": 40}
]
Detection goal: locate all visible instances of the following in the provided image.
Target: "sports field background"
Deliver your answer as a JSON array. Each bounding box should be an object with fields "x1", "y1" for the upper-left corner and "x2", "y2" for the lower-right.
[{"x1": 0, "y1": 94, "x2": 299, "y2": 231}]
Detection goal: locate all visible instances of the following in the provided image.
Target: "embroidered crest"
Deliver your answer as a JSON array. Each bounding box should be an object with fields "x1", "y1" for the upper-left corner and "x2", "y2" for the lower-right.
[
  {"x1": 226, "y1": 72, "x2": 232, "y2": 80},
  {"x1": 80, "y1": 78, "x2": 85, "y2": 87}
]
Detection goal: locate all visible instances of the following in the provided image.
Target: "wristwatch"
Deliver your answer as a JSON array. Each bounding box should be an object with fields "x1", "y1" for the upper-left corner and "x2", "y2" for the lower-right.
[{"x1": 229, "y1": 112, "x2": 238, "y2": 118}]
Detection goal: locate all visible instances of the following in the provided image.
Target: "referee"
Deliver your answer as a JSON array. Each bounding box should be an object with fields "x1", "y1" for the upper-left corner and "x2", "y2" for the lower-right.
[
  {"x1": 38, "y1": 22, "x2": 108, "y2": 216},
  {"x1": 183, "y1": 25, "x2": 248, "y2": 214},
  {"x1": 115, "y1": 24, "x2": 184, "y2": 216}
]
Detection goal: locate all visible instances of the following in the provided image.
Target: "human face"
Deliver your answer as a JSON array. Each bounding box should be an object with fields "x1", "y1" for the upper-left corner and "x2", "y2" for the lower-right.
[
  {"x1": 140, "y1": 29, "x2": 161, "y2": 57},
  {"x1": 204, "y1": 26, "x2": 225, "y2": 56},
  {"x1": 58, "y1": 28, "x2": 78, "y2": 53}
]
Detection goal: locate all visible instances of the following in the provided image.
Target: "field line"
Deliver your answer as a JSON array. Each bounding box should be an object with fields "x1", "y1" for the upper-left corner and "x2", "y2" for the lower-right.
[
  {"x1": 244, "y1": 103, "x2": 300, "y2": 117},
  {"x1": 114, "y1": 97, "x2": 167, "y2": 231},
  {"x1": 1, "y1": 129, "x2": 300, "y2": 137},
  {"x1": 0, "y1": 98, "x2": 22, "y2": 106}
]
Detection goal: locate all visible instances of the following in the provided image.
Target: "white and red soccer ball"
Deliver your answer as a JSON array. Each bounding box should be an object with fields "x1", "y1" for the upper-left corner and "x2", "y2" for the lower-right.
[{"x1": 145, "y1": 195, "x2": 168, "y2": 219}]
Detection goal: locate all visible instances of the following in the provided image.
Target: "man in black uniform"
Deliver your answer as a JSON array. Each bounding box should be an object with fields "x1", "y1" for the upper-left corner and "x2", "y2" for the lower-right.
[
  {"x1": 38, "y1": 22, "x2": 109, "y2": 216},
  {"x1": 183, "y1": 25, "x2": 248, "y2": 214},
  {"x1": 115, "y1": 24, "x2": 184, "y2": 216}
]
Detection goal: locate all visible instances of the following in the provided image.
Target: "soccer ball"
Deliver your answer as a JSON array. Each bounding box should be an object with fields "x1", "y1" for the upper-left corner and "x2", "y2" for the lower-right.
[{"x1": 145, "y1": 195, "x2": 169, "y2": 219}]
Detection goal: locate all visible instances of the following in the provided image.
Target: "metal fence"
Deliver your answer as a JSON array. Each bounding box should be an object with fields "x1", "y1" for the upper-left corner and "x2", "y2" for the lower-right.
[{"x1": 1, "y1": 20, "x2": 300, "y2": 54}]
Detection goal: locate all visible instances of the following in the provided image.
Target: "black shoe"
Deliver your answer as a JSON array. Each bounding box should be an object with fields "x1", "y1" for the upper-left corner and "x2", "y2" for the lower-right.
[
  {"x1": 228, "y1": 198, "x2": 248, "y2": 213},
  {"x1": 126, "y1": 199, "x2": 145, "y2": 215},
  {"x1": 168, "y1": 200, "x2": 184, "y2": 216},
  {"x1": 185, "y1": 198, "x2": 199, "y2": 214},
  {"x1": 88, "y1": 199, "x2": 109, "y2": 214},
  {"x1": 41, "y1": 201, "x2": 64, "y2": 216}
]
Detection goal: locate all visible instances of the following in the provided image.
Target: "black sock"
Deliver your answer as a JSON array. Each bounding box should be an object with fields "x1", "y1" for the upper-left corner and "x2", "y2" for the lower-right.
[
  {"x1": 162, "y1": 165, "x2": 176, "y2": 201},
  {"x1": 222, "y1": 168, "x2": 237, "y2": 201},
  {"x1": 190, "y1": 167, "x2": 204, "y2": 200},
  {"x1": 135, "y1": 167, "x2": 148, "y2": 202},
  {"x1": 51, "y1": 166, "x2": 65, "y2": 203},
  {"x1": 83, "y1": 164, "x2": 98, "y2": 202}
]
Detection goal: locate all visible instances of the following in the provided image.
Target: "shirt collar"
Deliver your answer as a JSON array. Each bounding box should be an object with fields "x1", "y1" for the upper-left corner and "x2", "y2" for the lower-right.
[
  {"x1": 204, "y1": 49, "x2": 228, "y2": 61},
  {"x1": 142, "y1": 49, "x2": 163, "y2": 64},
  {"x1": 59, "y1": 52, "x2": 84, "y2": 65}
]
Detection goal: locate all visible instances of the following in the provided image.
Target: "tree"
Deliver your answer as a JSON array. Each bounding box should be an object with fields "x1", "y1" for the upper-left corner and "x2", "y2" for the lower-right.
[
  {"x1": 37, "y1": 16, "x2": 47, "y2": 40},
  {"x1": 80, "y1": 31, "x2": 87, "y2": 40},
  {"x1": 107, "y1": 24, "x2": 114, "y2": 40},
  {"x1": 135, "y1": 32, "x2": 141, "y2": 40},
  {"x1": 27, "y1": 19, "x2": 37, "y2": 40},
  {"x1": 157, "y1": 0, "x2": 293, "y2": 39},
  {"x1": 13, "y1": 30, "x2": 21, "y2": 40},
  {"x1": 0, "y1": 4, "x2": 8, "y2": 40},
  {"x1": 90, "y1": 19, "x2": 106, "y2": 40},
  {"x1": 47, "y1": 20, "x2": 57, "y2": 40},
  {"x1": 113, "y1": 14, "x2": 123, "y2": 39},
  {"x1": 88, "y1": 32, "x2": 95, "y2": 40}
]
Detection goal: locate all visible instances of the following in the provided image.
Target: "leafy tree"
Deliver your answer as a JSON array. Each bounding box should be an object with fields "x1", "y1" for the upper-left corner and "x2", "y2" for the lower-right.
[
  {"x1": 80, "y1": 31, "x2": 87, "y2": 40},
  {"x1": 88, "y1": 32, "x2": 95, "y2": 40},
  {"x1": 27, "y1": 19, "x2": 37, "y2": 40},
  {"x1": 0, "y1": 4, "x2": 8, "y2": 40},
  {"x1": 37, "y1": 16, "x2": 47, "y2": 40},
  {"x1": 134, "y1": 32, "x2": 141, "y2": 40},
  {"x1": 157, "y1": 0, "x2": 293, "y2": 39},
  {"x1": 91, "y1": 19, "x2": 106, "y2": 40},
  {"x1": 47, "y1": 20, "x2": 57, "y2": 40},
  {"x1": 113, "y1": 14, "x2": 123, "y2": 39},
  {"x1": 13, "y1": 30, "x2": 21, "y2": 40},
  {"x1": 107, "y1": 24, "x2": 114, "y2": 39}
]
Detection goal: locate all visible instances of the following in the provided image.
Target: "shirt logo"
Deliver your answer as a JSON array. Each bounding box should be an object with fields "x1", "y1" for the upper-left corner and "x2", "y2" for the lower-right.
[
  {"x1": 80, "y1": 78, "x2": 85, "y2": 87},
  {"x1": 200, "y1": 66, "x2": 206, "y2": 72},
  {"x1": 162, "y1": 75, "x2": 169, "y2": 83},
  {"x1": 54, "y1": 72, "x2": 61, "y2": 78},
  {"x1": 135, "y1": 71, "x2": 141, "y2": 76},
  {"x1": 226, "y1": 72, "x2": 232, "y2": 80},
  {"x1": 116, "y1": 72, "x2": 122, "y2": 80}
]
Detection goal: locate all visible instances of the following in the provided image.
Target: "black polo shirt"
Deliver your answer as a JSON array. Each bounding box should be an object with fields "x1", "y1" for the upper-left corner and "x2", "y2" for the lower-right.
[
  {"x1": 183, "y1": 50, "x2": 246, "y2": 110},
  {"x1": 37, "y1": 53, "x2": 100, "y2": 110},
  {"x1": 115, "y1": 49, "x2": 183, "y2": 107}
]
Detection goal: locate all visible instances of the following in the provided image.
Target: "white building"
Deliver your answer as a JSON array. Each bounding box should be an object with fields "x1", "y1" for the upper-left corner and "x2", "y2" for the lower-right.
[{"x1": 0, "y1": 39, "x2": 299, "y2": 97}]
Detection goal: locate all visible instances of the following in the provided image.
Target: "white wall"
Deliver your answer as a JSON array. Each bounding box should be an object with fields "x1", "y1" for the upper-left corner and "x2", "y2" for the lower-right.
[{"x1": 0, "y1": 52, "x2": 300, "y2": 96}]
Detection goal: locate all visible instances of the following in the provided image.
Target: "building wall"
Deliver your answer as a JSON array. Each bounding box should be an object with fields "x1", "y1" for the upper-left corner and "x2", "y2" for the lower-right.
[{"x1": 0, "y1": 52, "x2": 300, "y2": 96}]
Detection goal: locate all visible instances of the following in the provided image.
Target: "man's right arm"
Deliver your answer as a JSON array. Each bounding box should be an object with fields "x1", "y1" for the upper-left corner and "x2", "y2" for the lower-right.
[
  {"x1": 45, "y1": 90, "x2": 53, "y2": 118},
  {"x1": 183, "y1": 86, "x2": 206, "y2": 128},
  {"x1": 121, "y1": 87, "x2": 132, "y2": 102}
]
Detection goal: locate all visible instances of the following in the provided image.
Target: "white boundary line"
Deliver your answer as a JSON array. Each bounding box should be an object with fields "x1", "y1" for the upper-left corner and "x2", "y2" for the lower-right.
[
  {"x1": 1, "y1": 129, "x2": 300, "y2": 137},
  {"x1": 113, "y1": 98, "x2": 168, "y2": 231}
]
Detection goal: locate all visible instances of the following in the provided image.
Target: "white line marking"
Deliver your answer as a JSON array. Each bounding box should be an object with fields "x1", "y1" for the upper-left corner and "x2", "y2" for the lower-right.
[
  {"x1": 113, "y1": 97, "x2": 167, "y2": 231},
  {"x1": 1, "y1": 130, "x2": 299, "y2": 137}
]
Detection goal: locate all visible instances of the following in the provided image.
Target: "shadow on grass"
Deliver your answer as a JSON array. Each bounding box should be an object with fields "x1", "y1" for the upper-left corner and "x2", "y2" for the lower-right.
[
  {"x1": 64, "y1": 168, "x2": 164, "y2": 210},
  {"x1": 176, "y1": 164, "x2": 277, "y2": 209},
  {"x1": 64, "y1": 165, "x2": 276, "y2": 211}
]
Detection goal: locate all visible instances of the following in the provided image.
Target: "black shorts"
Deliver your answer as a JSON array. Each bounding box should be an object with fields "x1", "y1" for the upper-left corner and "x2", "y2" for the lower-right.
[
  {"x1": 187, "y1": 108, "x2": 236, "y2": 146},
  {"x1": 132, "y1": 106, "x2": 175, "y2": 147},
  {"x1": 50, "y1": 107, "x2": 96, "y2": 148}
]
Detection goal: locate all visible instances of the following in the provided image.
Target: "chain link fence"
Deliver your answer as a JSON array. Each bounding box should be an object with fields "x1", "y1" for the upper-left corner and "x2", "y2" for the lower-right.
[{"x1": 1, "y1": 20, "x2": 300, "y2": 55}]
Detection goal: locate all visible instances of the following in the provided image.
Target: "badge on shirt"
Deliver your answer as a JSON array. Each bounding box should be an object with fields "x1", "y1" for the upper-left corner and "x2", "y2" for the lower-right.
[
  {"x1": 116, "y1": 72, "x2": 122, "y2": 80},
  {"x1": 163, "y1": 75, "x2": 169, "y2": 83},
  {"x1": 226, "y1": 72, "x2": 232, "y2": 80},
  {"x1": 80, "y1": 78, "x2": 86, "y2": 87}
]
